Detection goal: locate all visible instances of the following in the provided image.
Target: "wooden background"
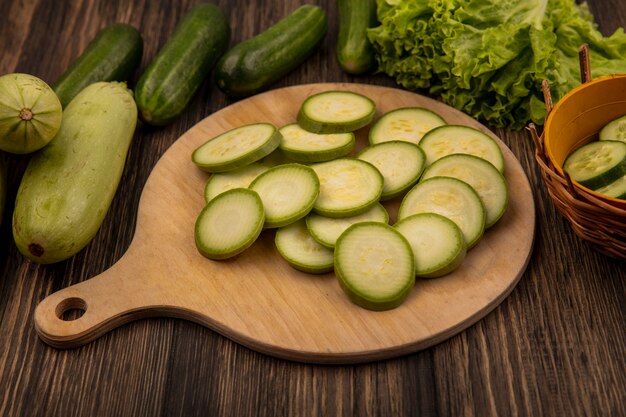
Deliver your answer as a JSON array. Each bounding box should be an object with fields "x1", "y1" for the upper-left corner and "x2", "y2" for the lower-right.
[{"x1": 0, "y1": 0, "x2": 624, "y2": 416}]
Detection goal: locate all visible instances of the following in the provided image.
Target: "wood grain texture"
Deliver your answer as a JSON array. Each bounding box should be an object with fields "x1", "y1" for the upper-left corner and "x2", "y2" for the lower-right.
[{"x1": 0, "y1": 0, "x2": 624, "y2": 416}]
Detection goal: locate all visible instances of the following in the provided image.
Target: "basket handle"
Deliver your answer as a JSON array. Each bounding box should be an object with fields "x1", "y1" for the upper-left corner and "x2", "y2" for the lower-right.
[{"x1": 579, "y1": 43, "x2": 591, "y2": 84}]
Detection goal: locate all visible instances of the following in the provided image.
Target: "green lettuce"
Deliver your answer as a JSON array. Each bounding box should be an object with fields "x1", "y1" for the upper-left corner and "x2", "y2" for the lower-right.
[{"x1": 368, "y1": 0, "x2": 626, "y2": 129}]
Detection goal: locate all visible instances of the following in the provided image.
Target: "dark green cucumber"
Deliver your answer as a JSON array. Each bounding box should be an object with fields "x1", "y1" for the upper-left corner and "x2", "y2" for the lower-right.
[
  {"x1": 336, "y1": 0, "x2": 377, "y2": 74},
  {"x1": 215, "y1": 5, "x2": 327, "y2": 97},
  {"x1": 53, "y1": 23, "x2": 143, "y2": 107},
  {"x1": 135, "y1": 4, "x2": 230, "y2": 126}
]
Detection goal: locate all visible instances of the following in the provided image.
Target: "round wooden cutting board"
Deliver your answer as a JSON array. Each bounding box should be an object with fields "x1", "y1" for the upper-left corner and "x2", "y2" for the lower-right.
[{"x1": 34, "y1": 83, "x2": 535, "y2": 364}]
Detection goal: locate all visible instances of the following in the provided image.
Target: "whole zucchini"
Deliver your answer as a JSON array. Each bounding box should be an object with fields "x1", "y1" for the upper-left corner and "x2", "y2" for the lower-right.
[
  {"x1": 53, "y1": 23, "x2": 143, "y2": 107},
  {"x1": 135, "y1": 3, "x2": 230, "y2": 126},
  {"x1": 12, "y1": 82, "x2": 138, "y2": 264},
  {"x1": 336, "y1": 0, "x2": 377, "y2": 74},
  {"x1": 215, "y1": 5, "x2": 328, "y2": 97}
]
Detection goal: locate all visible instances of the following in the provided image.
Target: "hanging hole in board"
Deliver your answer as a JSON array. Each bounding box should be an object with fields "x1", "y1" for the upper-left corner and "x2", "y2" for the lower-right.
[{"x1": 55, "y1": 297, "x2": 87, "y2": 321}]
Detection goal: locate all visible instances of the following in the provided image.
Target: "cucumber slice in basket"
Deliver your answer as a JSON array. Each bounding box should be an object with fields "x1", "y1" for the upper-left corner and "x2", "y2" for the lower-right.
[
  {"x1": 249, "y1": 163, "x2": 320, "y2": 228},
  {"x1": 421, "y1": 154, "x2": 508, "y2": 228},
  {"x1": 395, "y1": 213, "x2": 466, "y2": 278},
  {"x1": 334, "y1": 222, "x2": 415, "y2": 311},
  {"x1": 192, "y1": 123, "x2": 281, "y2": 172},
  {"x1": 599, "y1": 115, "x2": 626, "y2": 143},
  {"x1": 204, "y1": 162, "x2": 270, "y2": 203},
  {"x1": 311, "y1": 158, "x2": 383, "y2": 218},
  {"x1": 398, "y1": 177, "x2": 486, "y2": 249},
  {"x1": 275, "y1": 219, "x2": 335, "y2": 274},
  {"x1": 278, "y1": 123, "x2": 355, "y2": 163},
  {"x1": 306, "y1": 203, "x2": 389, "y2": 248},
  {"x1": 195, "y1": 188, "x2": 265, "y2": 260},
  {"x1": 357, "y1": 141, "x2": 426, "y2": 200},
  {"x1": 418, "y1": 125, "x2": 505, "y2": 172},
  {"x1": 594, "y1": 173, "x2": 626, "y2": 200},
  {"x1": 563, "y1": 140, "x2": 626, "y2": 190},
  {"x1": 368, "y1": 107, "x2": 446, "y2": 146},
  {"x1": 297, "y1": 90, "x2": 376, "y2": 134}
]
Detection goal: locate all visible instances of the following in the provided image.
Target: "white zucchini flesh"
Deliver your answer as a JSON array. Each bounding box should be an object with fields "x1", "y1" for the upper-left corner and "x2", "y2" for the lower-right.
[
  {"x1": 194, "y1": 188, "x2": 265, "y2": 260},
  {"x1": 275, "y1": 220, "x2": 335, "y2": 274},
  {"x1": 278, "y1": 123, "x2": 355, "y2": 163},
  {"x1": 599, "y1": 114, "x2": 626, "y2": 143},
  {"x1": 357, "y1": 141, "x2": 426, "y2": 200},
  {"x1": 594, "y1": 173, "x2": 626, "y2": 199},
  {"x1": 398, "y1": 177, "x2": 486, "y2": 249},
  {"x1": 204, "y1": 162, "x2": 270, "y2": 203},
  {"x1": 418, "y1": 125, "x2": 505, "y2": 172},
  {"x1": 369, "y1": 107, "x2": 446, "y2": 145},
  {"x1": 192, "y1": 123, "x2": 281, "y2": 172},
  {"x1": 305, "y1": 203, "x2": 389, "y2": 248},
  {"x1": 334, "y1": 222, "x2": 415, "y2": 311},
  {"x1": 311, "y1": 158, "x2": 384, "y2": 218},
  {"x1": 563, "y1": 140, "x2": 626, "y2": 190},
  {"x1": 297, "y1": 90, "x2": 376, "y2": 134},
  {"x1": 421, "y1": 154, "x2": 508, "y2": 228},
  {"x1": 249, "y1": 163, "x2": 320, "y2": 228},
  {"x1": 394, "y1": 213, "x2": 466, "y2": 278}
]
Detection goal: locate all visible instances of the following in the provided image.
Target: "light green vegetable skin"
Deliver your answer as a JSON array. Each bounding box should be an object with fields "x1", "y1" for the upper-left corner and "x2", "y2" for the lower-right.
[
  {"x1": 12, "y1": 82, "x2": 137, "y2": 264},
  {"x1": 367, "y1": 0, "x2": 626, "y2": 129}
]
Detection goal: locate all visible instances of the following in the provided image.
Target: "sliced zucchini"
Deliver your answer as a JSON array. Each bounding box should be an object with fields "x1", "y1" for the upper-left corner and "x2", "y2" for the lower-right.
[
  {"x1": 421, "y1": 154, "x2": 508, "y2": 228},
  {"x1": 249, "y1": 163, "x2": 320, "y2": 228},
  {"x1": 204, "y1": 162, "x2": 270, "y2": 203},
  {"x1": 418, "y1": 125, "x2": 505, "y2": 172},
  {"x1": 564, "y1": 140, "x2": 626, "y2": 190},
  {"x1": 395, "y1": 213, "x2": 466, "y2": 278},
  {"x1": 195, "y1": 188, "x2": 264, "y2": 260},
  {"x1": 275, "y1": 219, "x2": 335, "y2": 274},
  {"x1": 297, "y1": 90, "x2": 376, "y2": 134},
  {"x1": 594, "y1": 173, "x2": 626, "y2": 200},
  {"x1": 305, "y1": 203, "x2": 388, "y2": 248},
  {"x1": 368, "y1": 107, "x2": 446, "y2": 146},
  {"x1": 599, "y1": 114, "x2": 626, "y2": 143},
  {"x1": 357, "y1": 141, "x2": 426, "y2": 200},
  {"x1": 398, "y1": 177, "x2": 486, "y2": 249},
  {"x1": 311, "y1": 158, "x2": 383, "y2": 218},
  {"x1": 192, "y1": 123, "x2": 281, "y2": 172},
  {"x1": 334, "y1": 222, "x2": 415, "y2": 311},
  {"x1": 278, "y1": 123, "x2": 355, "y2": 163}
]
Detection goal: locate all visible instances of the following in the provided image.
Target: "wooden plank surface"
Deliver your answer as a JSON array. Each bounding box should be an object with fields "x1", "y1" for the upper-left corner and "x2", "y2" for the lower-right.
[{"x1": 0, "y1": 0, "x2": 624, "y2": 416}]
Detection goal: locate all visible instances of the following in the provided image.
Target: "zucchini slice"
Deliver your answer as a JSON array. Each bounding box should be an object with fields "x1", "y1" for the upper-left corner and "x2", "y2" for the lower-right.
[
  {"x1": 564, "y1": 140, "x2": 626, "y2": 190},
  {"x1": 195, "y1": 188, "x2": 265, "y2": 260},
  {"x1": 305, "y1": 203, "x2": 388, "y2": 248},
  {"x1": 594, "y1": 173, "x2": 626, "y2": 200},
  {"x1": 249, "y1": 163, "x2": 320, "y2": 228},
  {"x1": 395, "y1": 213, "x2": 466, "y2": 278},
  {"x1": 599, "y1": 115, "x2": 626, "y2": 143},
  {"x1": 418, "y1": 125, "x2": 505, "y2": 173},
  {"x1": 204, "y1": 162, "x2": 270, "y2": 203},
  {"x1": 278, "y1": 123, "x2": 355, "y2": 163},
  {"x1": 369, "y1": 107, "x2": 446, "y2": 146},
  {"x1": 297, "y1": 90, "x2": 376, "y2": 134},
  {"x1": 334, "y1": 222, "x2": 415, "y2": 311},
  {"x1": 421, "y1": 154, "x2": 508, "y2": 228},
  {"x1": 192, "y1": 123, "x2": 281, "y2": 172},
  {"x1": 357, "y1": 141, "x2": 426, "y2": 200},
  {"x1": 398, "y1": 177, "x2": 486, "y2": 249},
  {"x1": 275, "y1": 219, "x2": 335, "y2": 274},
  {"x1": 311, "y1": 158, "x2": 383, "y2": 218}
]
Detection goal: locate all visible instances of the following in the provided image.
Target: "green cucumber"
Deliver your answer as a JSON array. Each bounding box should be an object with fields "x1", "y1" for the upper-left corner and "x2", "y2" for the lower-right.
[
  {"x1": 195, "y1": 188, "x2": 265, "y2": 260},
  {"x1": 297, "y1": 90, "x2": 376, "y2": 134},
  {"x1": 216, "y1": 5, "x2": 327, "y2": 97},
  {"x1": 334, "y1": 222, "x2": 415, "y2": 311},
  {"x1": 278, "y1": 123, "x2": 355, "y2": 163},
  {"x1": 599, "y1": 115, "x2": 626, "y2": 143},
  {"x1": 594, "y1": 173, "x2": 626, "y2": 200},
  {"x1": 275, "y1": 219, "x2": 335, "y2": 274},
  {"x1": 336, "y1": 0, "x2": 377, "y2": 74},
  {"x1": 249, "y1": 163, "x2": 320, "y2": 229},
  {"x1": 192, "y1": 123, "x2": 281, "y2": 173},
  {"x1": 369, "y1": 107, "x2": 446, "y2": 146},
  {"x1": 395, "y1": 213, "x2": 466, "y2": 278},
  {"x1": 12, "y1": 82, "x2": 138, "y2": 264},
  {"x1": 204, "y1": 162, "x2": 270, "y2": 203},
  {"x1": 53, "y1": 23, "x2": 143, "y2": 108},
  {"x1": 564, "y1": 140, "x2": 626, "y2": 190},
  {"x1": 357, "y1": 141, "x2": 426, "y2": 200},
  {"x1": 135, "y1": 4, "x2": 230, "y2": 125}
]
